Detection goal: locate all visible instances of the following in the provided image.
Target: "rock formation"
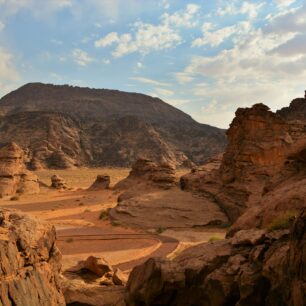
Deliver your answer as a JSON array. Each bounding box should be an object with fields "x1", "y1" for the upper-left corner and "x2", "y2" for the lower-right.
[
  {"x1": 126, "y1": 209, "x2": 306, "y2": 306},
  {"x1": 110, "y1": 158, "x2": 228, "y2": 229},
  {"x1": 0, "y1": 142, "x2": 40, "y2": 198},
  {"x1": 0, "y1": 83, "x2": 226, "y2": 168},
  {"x1": 88, "y1": 175, "x2": 111, "y2": 191},
  {"x1": 0, "y1": 208, "x2": 65, "y2": 306},
  {"x1": 62, "y1": 256, "x2": 127, "y2": 305},
  {"x1": 51, "y1": 174, "x2": 68, "y2": 190},
  {"x1": 181, "y1": 102, "x2": 306, "y2": 223},
  {"x1": 114, "y1": 158, "x2": 176, "y2": 191}
]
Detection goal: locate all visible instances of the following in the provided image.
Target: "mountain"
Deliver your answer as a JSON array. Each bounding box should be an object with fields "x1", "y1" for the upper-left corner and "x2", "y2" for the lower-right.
[{"x1": 0, "y1": 83, "x2": 226, "y2": 169}]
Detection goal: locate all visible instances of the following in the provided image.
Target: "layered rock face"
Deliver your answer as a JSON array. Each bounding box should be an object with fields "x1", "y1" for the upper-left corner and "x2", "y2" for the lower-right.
[
  {"x1": 0, "y1": 83, "x2": 226, "y2": 168},
  {"x1": 181, "y1": 102, "x2": 306, "y2": 222},
  {"x1": 0, "y1": 142, "x2": 39, "y2": 197},
  {"x1": 126, "y1": 210, "x2": 306, "y2": 306},
  {"x1": 110, "y1": 158, "x2": 228, "y2": 229},
  {"x1": 51, "y1": 174, "x2": 68, "y2": 190},
  {"x1": 0, "y1": 209, "x2": 65, "y2": 306}
]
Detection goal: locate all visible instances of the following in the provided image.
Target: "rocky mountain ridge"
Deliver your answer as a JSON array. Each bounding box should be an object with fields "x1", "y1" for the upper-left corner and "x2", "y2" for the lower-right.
[{"x1": 0, "y1": 83, "x2": 227, "y2": 168}]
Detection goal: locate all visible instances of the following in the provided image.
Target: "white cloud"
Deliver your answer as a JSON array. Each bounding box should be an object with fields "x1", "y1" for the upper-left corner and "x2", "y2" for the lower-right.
[
  {"x1": 95, "y1": 32, "x2": 119, "y2": 47},
  {"x1": 94, "y1": 3, "x2": 200, "y2": 57},
  {"x1": 0, "y1": 21, "x2": 4, "y2": 31},
  {"x1": 131, "y1": 77, "x2": 170, "y2": 87},
  {"x1": 110, "y1": 21, "x2": 181, "y2": 57},
  {"x1": 0, "y1": 48, "x2": 19, "y2": 97},
  {"x1": 72, "y1": 49, "x2": 94, "y2": 66},
  {"x1": 160, "y1": 0, "x2": 170, "y2": 10},
  {"x1": 161, "y1": 3, "x2": 200, "y2": 28},
  {"x1": 154, "y1": 87, "x2": 174, "y2": 96},
  {"x1": 176, "y1": 3, "x2": 306, "y2": 127},
  {"x1": 164, "y1": 98, "x2": 190, "y2": 106},
  {"x1": 137, "y1": 62, "x2": 143, "y2": 68},
  {"x1": 51, "y1": 39, "x2": 63, "y2": 45},
  {"x1": 192, "y1": 21, "x2": 251, "y2": 48},
  {"x1": 216, "y1": 1, "x2": 264, "y2": 19},
  {"x1": 175, "y1": 72, "x2": 194, "y2": 84},
  {"x1": 274, "y1": 0, "x2": 296, "y2": 8}
]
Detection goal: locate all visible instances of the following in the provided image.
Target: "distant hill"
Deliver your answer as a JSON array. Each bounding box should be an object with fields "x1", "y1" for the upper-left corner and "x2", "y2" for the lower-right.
[{"x1": 0, "y1": 83, "x2": 227, "y2": 169}]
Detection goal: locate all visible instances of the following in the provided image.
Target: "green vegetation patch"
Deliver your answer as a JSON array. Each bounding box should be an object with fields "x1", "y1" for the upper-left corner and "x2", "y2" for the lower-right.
[{"x1": 266, "y1": 210, "x2": 298, "y2": 232}]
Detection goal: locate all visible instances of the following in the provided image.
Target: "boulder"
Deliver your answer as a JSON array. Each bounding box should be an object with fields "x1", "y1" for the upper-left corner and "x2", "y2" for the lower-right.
[
  {"x1": 62, "y1": 257, "x2": 127, "y2": 305},
  {"x1": 67, "y1": 256, "x2": 113, "y2": 277},
  {"x1": 0, "y1": 208, "x2": 65, "y2": 306},
  {"x1": 0, "y1": 142, "x2": 40, "y2": 198},
  {"x1": 126, "y1": 210, "x2": 306, "y2": 306},
  {"x1": 88, "y1": 175, "x2": 111, "y2": 191},
  {"x1": 51, "y1": 174, "x2": 68, "y2": 190}
]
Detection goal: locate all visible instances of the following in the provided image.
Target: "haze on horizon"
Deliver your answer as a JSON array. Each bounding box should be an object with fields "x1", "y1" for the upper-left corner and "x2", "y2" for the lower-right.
[{"x1": 0, "y1": 0, "x2": 305, "y2": 128}]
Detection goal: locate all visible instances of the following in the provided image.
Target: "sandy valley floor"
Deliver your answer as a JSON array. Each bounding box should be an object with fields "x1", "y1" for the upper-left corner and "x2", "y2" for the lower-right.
[{"x1": 0, "y1": 167, "x2": 225, "y2": 274}]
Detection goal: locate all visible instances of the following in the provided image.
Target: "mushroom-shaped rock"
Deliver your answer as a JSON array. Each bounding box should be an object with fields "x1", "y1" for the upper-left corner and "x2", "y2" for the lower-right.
[
  {"x1": 88, "y1": 175, "x2": 110, "y2": 191},
  {"x1": 51, "y1": 174, "x2": 68, "y2": 190}
]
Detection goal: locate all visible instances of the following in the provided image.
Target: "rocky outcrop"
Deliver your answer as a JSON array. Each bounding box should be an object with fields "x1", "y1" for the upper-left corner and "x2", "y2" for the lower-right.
[
  {"x1": 51, "y1": 174, "x2": 68, "y2": 190},
  {"x1": 62, "y1": 256, "x2": 126, "y2": 305},
  {"x1": 126, "y1": 210, "x2": 306, "y2": 306},
  {"x1": 88, "y1": 175, "x2": 110, "y2": 191},
  {"x1": 110, "y1": 158, "x2": 228, "y2": 229},
  {"x1": 0, "y1": 208, "x2": 65, "y2": 306},
  {"x1": 181, "y1": 102, "x2": 306, "y2": 223},
  {"x1": 0, "y1": 83, "x2": 226, "y2": 168},
  {"x1": 115, "y1": 158, "x2": 176, "y2": 191},
  {"x1": 277, "y1": 96, "x2": 306, "y2": 121},
  {"x1": 0, "y1": 142, "x2": 39, "y2": 198}
]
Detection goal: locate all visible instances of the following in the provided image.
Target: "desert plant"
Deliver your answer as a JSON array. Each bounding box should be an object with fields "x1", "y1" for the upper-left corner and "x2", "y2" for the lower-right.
[
  {"x1": 84, "y1": 208, "x2": 91, "y2": 213},
  {"x1": 266, "y1": 210, "x2": 298, "y2": 232},
  {"x1": 99, "y1": 209, "x2": 110, "y2": 220},
  {"x1": 208, "y1": 236, "x2": 223, "y2": 243},
  {"x1": 66, "y1": 237, "x2": 74, "y2": 243},
  {"x1": 111, "y1": 220, "x2": 121, "y2": 226},
  {"x1": 10, "y1": 195, "x2": 20, "y2": 201},
  {"x1": 78, "y1": 202, "x2": 84, "y2": 206},
  {"x1": 156, "y1": 226, "x2": 166, "y2": 234}
]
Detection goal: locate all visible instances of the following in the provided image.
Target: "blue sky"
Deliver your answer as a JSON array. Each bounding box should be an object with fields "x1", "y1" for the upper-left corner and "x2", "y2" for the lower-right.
[{"x1": 0, "y1": 0, "x2": 305, "y2": 127}]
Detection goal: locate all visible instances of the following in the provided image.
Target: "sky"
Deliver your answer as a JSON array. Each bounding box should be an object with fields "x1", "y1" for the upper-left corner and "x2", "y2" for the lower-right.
[{"x1": 0, "y1": 0, "x2": 305, "y2": 128}]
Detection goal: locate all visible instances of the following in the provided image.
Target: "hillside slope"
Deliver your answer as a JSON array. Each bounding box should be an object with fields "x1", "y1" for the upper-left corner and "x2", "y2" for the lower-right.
[{"x1": 0, "y1": 83, "x2": 226, "y2": 168}]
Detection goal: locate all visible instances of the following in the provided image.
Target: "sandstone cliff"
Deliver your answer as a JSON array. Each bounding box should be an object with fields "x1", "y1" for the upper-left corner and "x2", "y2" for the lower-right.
[
  {"x1": 181, "y1": 100, "x2": 306, "y2": 223},
  {"x1": 0, "y1": 208, "x2": 65, "y2": 306},
  {"x1": 0, "y1": 142, "x2": 39, "y2": 198},
  {"x1": 0, "y1": 83, "x2": 226, "y2": 168}
]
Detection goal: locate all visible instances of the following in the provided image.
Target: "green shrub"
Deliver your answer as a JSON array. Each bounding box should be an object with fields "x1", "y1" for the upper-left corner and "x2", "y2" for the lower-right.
[
  {"x1": 10, "y1": 195, "x2": 20, "y2": 201},
  {"x1": 156, "y1": 226, "x2": 166, "y2": 234},
  {"x1": 111, "y1": 220, "x2": 121, "y2": 226},
  {"x1": 266, "y1": 211, "x2": 298, "y2": 232},
  {"x1": 208, "y1": 236, "x2": 223, "y2": 243},
  {"x1": 99, "y1": 209, "x2": 110, "y2": 220}
]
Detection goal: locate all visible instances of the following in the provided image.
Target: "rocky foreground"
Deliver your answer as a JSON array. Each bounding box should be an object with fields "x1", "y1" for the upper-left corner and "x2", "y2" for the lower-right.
[
  {"x1": 0, "y1": 209, "x2": 65, "y2": 306},
  {"x1": 126, "y1": 210, "x2": 306, "y2": 306}
]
